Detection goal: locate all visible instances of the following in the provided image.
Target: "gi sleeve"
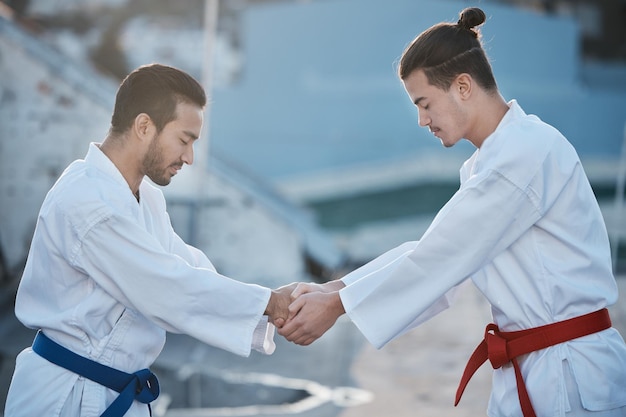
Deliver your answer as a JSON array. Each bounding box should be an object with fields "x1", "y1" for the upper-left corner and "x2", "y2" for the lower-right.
[
  {"x1": 251, "y1": 317, "x2": 276, "y2": 355},
  {"x1": 339, "y1": 240, "x2": 461, "y2": 334},
  {"x1": 340, "y1": 241, "x2": 419, "y2": 286},
  {"x1": 72, "y1": 212, "x2": 272, "y2": 357},
  {"x1": 340, "y1": 169, "x2": 542, "y2": 349}
]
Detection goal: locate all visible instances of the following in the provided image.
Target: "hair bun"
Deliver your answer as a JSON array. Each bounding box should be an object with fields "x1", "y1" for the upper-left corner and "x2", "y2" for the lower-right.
[{"x1": 457, "y1": 7, "x2": 486, "y2": 31}]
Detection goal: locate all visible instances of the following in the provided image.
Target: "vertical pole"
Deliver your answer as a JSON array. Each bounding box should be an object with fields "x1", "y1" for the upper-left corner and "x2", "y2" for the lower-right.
[
  {"x1": 197, "y1": 0, "x2": 219, "y2": 178},
  {"x1": 612, "y1": 121, "x2": 626, "y2": 273},
  {"x1": 187, "y1": 0, "x2": 219, "y2": 246}
]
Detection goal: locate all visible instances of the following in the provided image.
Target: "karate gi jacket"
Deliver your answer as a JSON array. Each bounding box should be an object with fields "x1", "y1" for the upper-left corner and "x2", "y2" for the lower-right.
[
  {"x1": 338, "y1": 101, "x2": 626, "y2": 416},
  {"x1": 5, "y1": 143, "x2": 275, "y2": 417}
]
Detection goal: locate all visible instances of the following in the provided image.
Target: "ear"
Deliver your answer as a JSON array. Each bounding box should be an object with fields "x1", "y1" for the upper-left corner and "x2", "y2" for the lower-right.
[
  {"x1": 133, "y1": 113, "x2": 156, "y2": 141},
  {"x1": 454, "y1": 73, "x2": 473, "y2": 100}
]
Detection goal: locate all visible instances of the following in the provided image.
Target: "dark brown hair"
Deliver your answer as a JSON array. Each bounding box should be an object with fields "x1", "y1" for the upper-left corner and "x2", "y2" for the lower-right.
[
  {"x1": 110, "y1": 64, "x2": 207, "y2": 135},
  {"x1": 398, "y1": 7, "x2": 497, "y2": 92}
]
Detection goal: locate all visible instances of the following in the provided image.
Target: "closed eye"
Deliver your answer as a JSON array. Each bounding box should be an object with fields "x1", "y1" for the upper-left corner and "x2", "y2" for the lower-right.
[
  {"x1": 181, "y1": 130, "x2": 199, "y2": 145},
  {"x1": 414, "y1": 96, "x2": 428, "y2": 110}
]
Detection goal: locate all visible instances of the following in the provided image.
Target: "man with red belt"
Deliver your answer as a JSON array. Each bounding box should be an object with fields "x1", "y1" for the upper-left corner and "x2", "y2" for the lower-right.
[{"x1": 278, "y1": 7, "x2": 626, "y2": 417}]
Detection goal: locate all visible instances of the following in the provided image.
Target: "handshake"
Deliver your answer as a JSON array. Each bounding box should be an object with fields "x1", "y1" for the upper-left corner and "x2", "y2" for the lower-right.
[{"x1": 264, "y1": 280, "x2": 346, "y2": 346}]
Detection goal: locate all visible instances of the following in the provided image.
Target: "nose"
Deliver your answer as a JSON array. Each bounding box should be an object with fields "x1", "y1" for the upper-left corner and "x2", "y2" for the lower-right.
[
  {"x1": 182, "y1": 144, "x2": 194, "y2": 165},
  {"x1": 418, "y1": 110, "x2": 430, "y2": 127}
]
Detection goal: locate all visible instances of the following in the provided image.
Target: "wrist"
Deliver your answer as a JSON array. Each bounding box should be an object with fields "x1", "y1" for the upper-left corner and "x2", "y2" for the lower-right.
[
  {"x1": 324, "y1": 279, "x2": 346, "y2": 293},
  {"x1": 330, "y1": 291, "x2": 346, "y2": 316},
  {"x1": 264, "y1": 290, "x2": 277, "y2": 316}
]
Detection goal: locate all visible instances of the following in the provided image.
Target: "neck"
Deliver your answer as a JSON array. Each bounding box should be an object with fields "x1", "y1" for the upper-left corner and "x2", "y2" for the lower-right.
[
  {"x1": 467, "y1": 92, "x2": 509, "y2": 148},
  {"x1": 100, "y1": 134, "x2": 144, "y2": 196}
]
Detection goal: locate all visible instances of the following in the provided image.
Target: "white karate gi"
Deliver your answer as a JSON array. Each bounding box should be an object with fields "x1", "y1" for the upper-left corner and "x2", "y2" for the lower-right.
[
  {"x1": 5, "y1": 143, "x2": 276, "y2": 417},
  {"x1": 338, "y1": 101, "x2": 626, "y2": 416}
]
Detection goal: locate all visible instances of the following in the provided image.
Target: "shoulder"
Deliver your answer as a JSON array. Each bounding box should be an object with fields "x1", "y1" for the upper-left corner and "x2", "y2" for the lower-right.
[
  {"x1": 480, "y1": 107, "x2": 578, "y2": 187},
  {"x1": 503, "y1": 102, "x2": 573, "y2": 155},
  {"x1": 500, "y1": 105, "x2": 567, "y2": 153},
  {"x1": 41, "y1": 161, "x2": 135, "y2": 236}
]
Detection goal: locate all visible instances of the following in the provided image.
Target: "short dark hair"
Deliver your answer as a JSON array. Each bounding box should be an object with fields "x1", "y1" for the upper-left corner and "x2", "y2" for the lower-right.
[
  {"x1": 110, "y1": 64, "x2": 207, "y2": 135},
  {"x1": 398, "y1": 7, "x2": 497, "y2": 92}
]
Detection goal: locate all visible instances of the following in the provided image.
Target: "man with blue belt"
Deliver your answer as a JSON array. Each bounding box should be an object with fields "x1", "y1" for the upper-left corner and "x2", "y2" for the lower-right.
[{"x1": 4, "y1": 64, "x2": 292, "y2": 417}]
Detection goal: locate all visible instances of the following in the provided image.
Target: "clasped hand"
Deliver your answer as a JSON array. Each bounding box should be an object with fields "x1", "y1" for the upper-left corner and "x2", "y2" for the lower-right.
[{"x1": 266, "y1": 281, "x2": 346, "y2": 346}]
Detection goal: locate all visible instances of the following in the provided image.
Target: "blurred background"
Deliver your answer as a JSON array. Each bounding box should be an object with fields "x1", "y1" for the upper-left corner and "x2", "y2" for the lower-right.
[{"x1": 0, "y1": 0, "x2": 625, "y2": 416}]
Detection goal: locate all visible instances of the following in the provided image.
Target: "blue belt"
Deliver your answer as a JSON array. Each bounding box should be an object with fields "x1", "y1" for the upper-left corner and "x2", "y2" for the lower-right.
[{"x1": 32, "y1": 330, "x2": 160, "y2": 417}]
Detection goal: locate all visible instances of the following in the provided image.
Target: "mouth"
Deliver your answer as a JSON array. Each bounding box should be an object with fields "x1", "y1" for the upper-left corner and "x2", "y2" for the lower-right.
[{"x1": 170, "y1": 165, "x2": 183, "y2": 176}]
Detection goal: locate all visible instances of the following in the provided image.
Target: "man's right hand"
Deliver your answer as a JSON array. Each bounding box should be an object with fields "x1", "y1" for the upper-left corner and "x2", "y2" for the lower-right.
[{"x1": 265, "y1": 282, "x2": 298, "y2": 327}]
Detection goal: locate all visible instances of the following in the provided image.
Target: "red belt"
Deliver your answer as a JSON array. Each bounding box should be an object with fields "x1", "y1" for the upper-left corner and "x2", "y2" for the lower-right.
[{"x1": 455, "y1": 308, "x2": 611, "y2": 417}]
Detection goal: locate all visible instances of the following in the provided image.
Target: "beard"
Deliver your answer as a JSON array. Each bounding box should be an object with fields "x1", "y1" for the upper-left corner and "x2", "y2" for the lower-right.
[{"x1": 142, "y1": 133, "x2": 178, "y2": 186}]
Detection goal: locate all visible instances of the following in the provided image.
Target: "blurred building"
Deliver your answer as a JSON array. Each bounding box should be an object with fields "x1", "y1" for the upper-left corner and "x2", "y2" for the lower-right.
[
  {"x1": 2, "y1": 0, "x2": 626, "y2": 260},
  {"x1": 497, "y1": 0, "x2": 626, "y2": 62},
  {"x1": 203, "y1": 0, "x2": 626, "y2": 260}
]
